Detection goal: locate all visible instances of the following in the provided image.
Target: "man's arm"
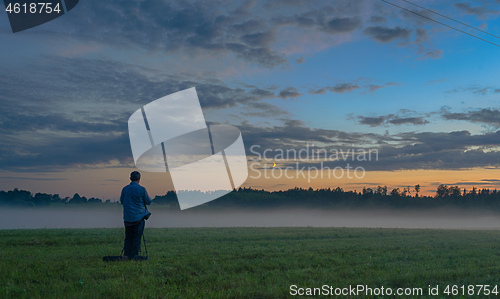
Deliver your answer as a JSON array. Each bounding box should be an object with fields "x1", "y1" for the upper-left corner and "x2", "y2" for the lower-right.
[
  {"x1": 143, "y1": 188, "x2": 152, "y2": 205},
  {"x1": 120, "y1": 188, "x2": 124, "y2": 205}
]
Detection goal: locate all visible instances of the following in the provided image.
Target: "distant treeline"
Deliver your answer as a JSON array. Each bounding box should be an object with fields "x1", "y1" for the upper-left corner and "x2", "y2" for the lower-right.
[
  {"x1": 2, "y1": 184, "x2": 500, "y2": 210},
  {"x1": 0, "y1": 189, "x2": 109, "y2": 206}
]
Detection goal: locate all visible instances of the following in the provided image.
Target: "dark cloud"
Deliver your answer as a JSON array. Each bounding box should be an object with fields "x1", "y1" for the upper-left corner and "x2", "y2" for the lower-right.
[
  {"x1": 357, "y1": 113, "x2": 429, "y2": 127},
  {"x1": 25, "y1": 0, "x2": 365, "y2": 68},
  {"x1": 309, "y1": 83, "x2": 361, "y2": 95},
  {"x1": 42, "y1": 0, "x2": 291, "y2": 67},
  {"x1": 234, "y1": 0, "x2": 257, "y2": 15},
  {"x1": 430, "y1": 180, "x2": 500, "y2": 186},
  {"x1": 312, "y1": 85, "x2": 363, "y2": 94},
  {"x1": 224, "y1": 43, "x2": 287, "y2": 67},
  {"x1": 387, "y1": 117, "x2": 429, "y2": 126},
  {"x1": 264, "y1": 0, "x2": 310, "y2": 8},
  {"x1": 242, "y1": 118, "x2": 388, "y2": 152},
  {"x1": 367, "y1": 85, "x2": 384, "y2": 92},
  {"x1": 364, "y1": 82, "x2": 402, "y2": 93},
  {"x1": 371, "y1": 130, "x2": 500, "y2": 170},
  {"x1": 248, "y1": 88, "x2": 276, "y2": 99},
  {"x1": 329, "y1": 83, "x2": 361, "y2": 93},
  {"x1": 393, "y1": 130, "x2": 499, "y2": 154},
  {"x1": 362, "y1": 134, "x2": 498, "y2": 170},
  {"x1": 427, "y1": 78, "x2": 446, "y2": 85},
  {"x1": 2, "y1": 57, "x2": 278, "y2": 113},
  {"x1": 3, "y1": 98, "x2": 492, "y2": 173},
  {"x1": 442, "y1": 108, "x2": 500, "y2": 127},
  {"x1": 413, "y1": 28, "x2": 442, "y2": 59},
  {"x1": 322, "y1": 17, "x2": 362, "y2": 33},
  {"x1": 448, "y1": 86, "x2": 500, "y2": 95},
  {"x1": 414, "y1": 28, "x2": 428, "y2": 44},
  {"x1": 454, "y1": 2, "x2": 498, "y2": 17},
  {"x1": 19, "y1": 0, "x2": 440, "y2": 67},
  {"x1": 232, "y1": 19, "x2": 267, "y2": 33},
  {"x1": 0, "y1": 113, "x2": 123, "y2": 135},
  {"x1": 243, "y1": 119, "x2": 500, "y2": 171},
  {"x1": 278, "y1": 87, "x2": 302, "y2": 99},
  {"x1": 0, "y1": 57, "x2": 283, "y2": 171},
  {"x1": 310, "y1": 81, "x2": 400, "y2": 96},
  {"x1": 271, "y1": 7, "x2": 363, "y2": 35},
  {"x1": 370, "y1": 2, "x2": 445, "y2": 57},
  {"x1": 0, "y1": 133, "x2": 131, "y2": 171},
  {"x1": 369, "y1": 15, "x2": 386, "y2": 23},
  {"x1": 310, "y1": 88, "x2": 327, "y2": 95},
  {"x1": 265, "y1": 0, "x2": 364, "y2": 14},
  {"x1": 242, "y1": 102, "x2": 289, "y2": 117},
  {"x1": 480, "y1": 179, "x2": 500, "y2": 183},
  {"x1": 363, "y1": 26, "x2": 412, "y2": 43},
  {"x1": 423, "y1": 49, "x2": 443, "y2": 59},
  {"x1": 358, "y1": 116, "x2": 386, "y2": 127},
  {"x1": 295, "y1": 57, "x2": 306, "y2": 64},
  {"x1": 241, "y1": 30, "x2": 276, "y2": 47}
]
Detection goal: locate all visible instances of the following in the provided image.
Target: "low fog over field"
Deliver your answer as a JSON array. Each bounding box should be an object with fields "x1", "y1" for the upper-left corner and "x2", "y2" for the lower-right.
[{"x1": 1, "y1": 208, "x2": 500, "y2": 230}]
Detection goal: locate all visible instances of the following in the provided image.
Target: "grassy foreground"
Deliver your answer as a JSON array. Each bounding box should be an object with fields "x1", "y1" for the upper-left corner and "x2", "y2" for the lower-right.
[{"x1": 1, "y1": 227, "x2": 500, "y2": 298}]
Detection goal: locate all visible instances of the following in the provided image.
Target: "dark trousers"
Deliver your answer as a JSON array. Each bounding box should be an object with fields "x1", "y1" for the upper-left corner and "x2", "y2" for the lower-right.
[{"x1": 123, "y1": 219, "x2": 145, "y2": 258}]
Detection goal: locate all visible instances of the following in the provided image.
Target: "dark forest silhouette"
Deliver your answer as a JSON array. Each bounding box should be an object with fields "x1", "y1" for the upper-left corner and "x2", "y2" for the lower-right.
[{"x1": 1, "y1": 184, "x2": 500, "y2": 210}]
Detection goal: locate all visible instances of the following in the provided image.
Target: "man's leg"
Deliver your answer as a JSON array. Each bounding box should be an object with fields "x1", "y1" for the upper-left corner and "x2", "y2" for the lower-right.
[
  {"x1": 123, "y1": 224, "x2": 135, "y2": 257},
  {"x1": 130, "y1": 219, "x2": 145, "y2": 258}
]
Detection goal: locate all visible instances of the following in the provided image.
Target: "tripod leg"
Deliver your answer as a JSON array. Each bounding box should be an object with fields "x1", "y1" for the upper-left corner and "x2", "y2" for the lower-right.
[{"x1": 142, "y1": 233, "x2": 148, "y2": 258}]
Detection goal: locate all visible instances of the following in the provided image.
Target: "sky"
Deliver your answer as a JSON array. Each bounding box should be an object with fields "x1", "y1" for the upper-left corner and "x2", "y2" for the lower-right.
[{"x1": 1, "y1": 0, "x2": 500, "y2": 200}]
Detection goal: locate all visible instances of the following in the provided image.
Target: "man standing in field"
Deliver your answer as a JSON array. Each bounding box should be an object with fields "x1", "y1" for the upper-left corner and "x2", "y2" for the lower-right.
[{"x1": 120, "y1": 171, "x2": 152, "y2": 260}]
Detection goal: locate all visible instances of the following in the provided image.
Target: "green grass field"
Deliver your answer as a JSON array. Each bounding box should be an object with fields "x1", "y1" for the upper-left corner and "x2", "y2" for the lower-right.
[{"x1": 1, "y1": 227, "x2": 500, "y2": 298}]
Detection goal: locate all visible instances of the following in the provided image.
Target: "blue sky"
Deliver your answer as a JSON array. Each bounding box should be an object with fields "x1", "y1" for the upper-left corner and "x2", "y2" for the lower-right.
[{"x1": 1, "y1": 0, "x2": 500, "y2": 198}]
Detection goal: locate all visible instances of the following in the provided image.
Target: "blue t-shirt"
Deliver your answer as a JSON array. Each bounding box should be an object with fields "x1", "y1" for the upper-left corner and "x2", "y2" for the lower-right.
[{"x1": 120, "y1": 181, "x2": 152, "y2": 222}]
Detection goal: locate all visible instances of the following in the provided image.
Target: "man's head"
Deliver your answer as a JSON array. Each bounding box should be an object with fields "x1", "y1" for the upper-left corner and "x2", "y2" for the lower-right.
[{"x1": 130, "y1": 171, "x2": 141, "y2": 182}]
